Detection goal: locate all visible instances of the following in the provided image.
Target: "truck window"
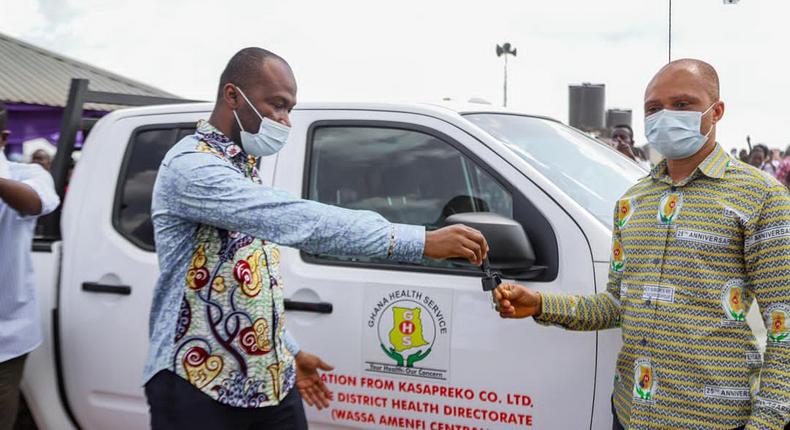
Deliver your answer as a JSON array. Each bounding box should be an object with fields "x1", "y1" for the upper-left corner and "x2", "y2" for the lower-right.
[
  {"x1": 113, "y1": 124, "x2": 195, "y2": 251},
  {"x1": 465, "y1": 113, "x2": 644, "y2": 227},
  {"x1": 305, "y1": 124, "x2": 514, "y2": 272}
]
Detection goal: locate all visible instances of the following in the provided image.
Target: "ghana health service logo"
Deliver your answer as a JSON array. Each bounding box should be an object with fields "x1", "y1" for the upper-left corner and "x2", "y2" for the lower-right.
[{"x1": 363, "y1": 288, "x2": 451, "y2": 381}]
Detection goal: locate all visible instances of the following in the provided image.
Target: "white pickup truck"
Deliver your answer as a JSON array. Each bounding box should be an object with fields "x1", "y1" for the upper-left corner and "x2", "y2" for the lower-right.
[{"x1": 22, "y1": 92, "x2": 651, "y2": 429}]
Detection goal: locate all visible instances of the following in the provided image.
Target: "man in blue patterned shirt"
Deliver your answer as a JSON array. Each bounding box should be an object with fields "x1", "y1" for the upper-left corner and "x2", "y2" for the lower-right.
[{"x1": 144, "y1": 47, "x2": 489, "y2": 430}]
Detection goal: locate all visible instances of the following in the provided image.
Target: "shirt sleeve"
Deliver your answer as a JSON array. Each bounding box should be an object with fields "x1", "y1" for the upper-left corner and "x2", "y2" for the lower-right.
[
  {"x1": 283, "y1": 330, "x2": 300, "y2": 356},
  {"x1": 534, "y1": 200, "x2": 623, "y2": 331},
  {"x1": 14, "y1": 163, "x2": 60, "y2": 217},
  {"x1": 159, "y1": 151, "x2": 425, "y2": 263},
  {"x1": 743, "y1": 185, "x2": 790, "y2": 430}
]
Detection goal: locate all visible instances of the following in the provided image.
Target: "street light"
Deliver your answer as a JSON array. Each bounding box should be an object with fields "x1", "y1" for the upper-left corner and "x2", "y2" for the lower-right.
[
  {"x1": 496, "y1": 43, "x2": 517, "y2": 107},
  {"x1": 668, "y1": 0, "x2": 740, "y2": 62}
]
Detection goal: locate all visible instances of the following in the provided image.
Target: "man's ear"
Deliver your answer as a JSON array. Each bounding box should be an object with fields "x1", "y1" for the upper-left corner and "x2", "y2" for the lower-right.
[
  {"x1": 223, "y1": 84, "x2": 241, "y2": 109},
  {"x1": 712, "y1": 101, "x2": 725, "y2": 124}
]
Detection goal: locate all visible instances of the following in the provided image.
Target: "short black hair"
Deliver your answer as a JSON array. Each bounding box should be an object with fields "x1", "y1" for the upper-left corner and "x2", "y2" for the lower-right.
[
  {"x1": 752, "y1": 144, "x2": 769, "y2": 157},
  {"x1": 612, "y1": 124, "x2": 633, "y2": 138},
  {"x1": 217, "y1": 47, "x2": 289, "y2": 98}
]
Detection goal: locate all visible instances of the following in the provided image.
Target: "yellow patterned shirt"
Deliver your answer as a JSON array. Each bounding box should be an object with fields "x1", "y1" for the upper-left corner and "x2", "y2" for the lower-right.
[{"x1": 537, "y1": 144, "x2": 790, "y2": 430}]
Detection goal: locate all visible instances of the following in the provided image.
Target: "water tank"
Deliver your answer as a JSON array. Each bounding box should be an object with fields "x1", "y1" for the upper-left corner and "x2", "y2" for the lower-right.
[
  {"x1": 569, "y1": 83, "x2": 605, "y2": 131},
  {"x1": 606, "y1": 109, "x2": 633, "y2": 131}
]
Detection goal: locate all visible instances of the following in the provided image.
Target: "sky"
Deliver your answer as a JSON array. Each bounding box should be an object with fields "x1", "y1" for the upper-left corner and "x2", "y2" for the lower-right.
[{"x1": 2, "y1": 0, "x2": 788, "y2": 151}]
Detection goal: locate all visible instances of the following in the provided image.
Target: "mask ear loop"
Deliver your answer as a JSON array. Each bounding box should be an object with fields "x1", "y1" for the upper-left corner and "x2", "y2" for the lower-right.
[
  {"x1": 701, "y1": 102, "x2": 718, "y2": 139},
  {"x1": 232, "y1": 110, "x2": 246, "y2": 133},
  {"x1": 234, "y1": 86, "x2": 266, "y2": 122}
]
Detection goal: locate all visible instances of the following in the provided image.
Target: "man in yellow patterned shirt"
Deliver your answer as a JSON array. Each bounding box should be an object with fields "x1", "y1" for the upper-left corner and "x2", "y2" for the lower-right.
[{"x1": 495, "y1": 59, "x2": 790, "y2": 430}]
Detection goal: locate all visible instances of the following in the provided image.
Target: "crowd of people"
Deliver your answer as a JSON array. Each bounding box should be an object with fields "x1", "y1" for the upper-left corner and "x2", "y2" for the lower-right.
[
  {"x1": 729, "y1": 144, "x2": 790, "y2": 188},
  {"x1": 603, "y1": 123, "x2": 790, "y2": 192}
]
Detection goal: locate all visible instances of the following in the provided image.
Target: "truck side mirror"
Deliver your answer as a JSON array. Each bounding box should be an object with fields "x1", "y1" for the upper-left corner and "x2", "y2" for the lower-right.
[{"x1": 445, "y1": 212, "x2": 545, "y2": 280}]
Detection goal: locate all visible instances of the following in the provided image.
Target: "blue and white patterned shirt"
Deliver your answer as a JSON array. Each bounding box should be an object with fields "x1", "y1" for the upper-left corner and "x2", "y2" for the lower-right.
[
  {"x1": 0, "y1": 161, "x2": 60, "y2": 362},
  {"x1": 144, "y1": 121, "x2": 425, "y2": 406}
]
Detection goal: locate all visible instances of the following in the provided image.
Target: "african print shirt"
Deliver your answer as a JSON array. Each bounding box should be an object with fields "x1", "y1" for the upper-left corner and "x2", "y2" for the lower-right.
[
  {"x1": 537, "y1": 144, "x2": 790, "y2": 430},
  {"x1": 144, "y1": 120, "x2": 425, "y2": 407}
]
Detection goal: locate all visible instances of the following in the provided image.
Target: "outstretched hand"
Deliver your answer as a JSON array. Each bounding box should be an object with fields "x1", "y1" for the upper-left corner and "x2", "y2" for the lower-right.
[
  {"x1": 494, "y1": 283, "x2": 542, "y2": 319},
  {"x1": 295, "y1": 351, "x2": 334, "y2": 410}
]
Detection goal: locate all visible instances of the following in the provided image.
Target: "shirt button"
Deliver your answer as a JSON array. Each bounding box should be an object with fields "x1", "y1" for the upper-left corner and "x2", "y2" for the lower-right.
[
  {"x1": 652, "y1": 258, "x2": 661, "y2": 265},
  {"x1": 670, "y1": 186, "x2": 677, "y2": 192},
  {"x1": 645, "y1": 299, "x2": 652, "y2": 306},
  {"x1": 640, "y1": 339, "x2": 648, "y2": 347}
]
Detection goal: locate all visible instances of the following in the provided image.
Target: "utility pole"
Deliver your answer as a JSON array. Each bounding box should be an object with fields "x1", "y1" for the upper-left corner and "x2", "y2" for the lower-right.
[
  {"x1": 669, "y1": 0, "x2": 740, "y2": 63},
  {"x1": 668, "y1": 0, "x2": 672, "y2": 63},
  {"x1": 496, "y1": 43, "x2": 517, "y2": 107}
]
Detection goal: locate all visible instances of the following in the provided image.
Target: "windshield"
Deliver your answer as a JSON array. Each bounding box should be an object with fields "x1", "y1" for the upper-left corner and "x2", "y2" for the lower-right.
[{"x1": 465, "y1": 113, "x2": 645, "y2": 227}]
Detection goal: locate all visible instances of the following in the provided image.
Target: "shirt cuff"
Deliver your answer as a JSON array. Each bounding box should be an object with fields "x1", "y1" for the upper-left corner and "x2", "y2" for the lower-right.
[
  {"x1": 22, "y1": 173, "x2": 60, "y2": 216},
  {"x1": 534, "y1": 292, "x2": 576, "y2": 326},
  {"x1": 283, "y1": 330, "x2": 301, "y2": 356},
  {"x1": 388, "y1": 223, "x2": 426, "y2": 264}
]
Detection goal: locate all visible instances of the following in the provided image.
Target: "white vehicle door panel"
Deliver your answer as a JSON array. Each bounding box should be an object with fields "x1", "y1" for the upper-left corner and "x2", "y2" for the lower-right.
[
  {"x1": 59, "y1": 112, "x2": 216, "y2": 430},
  {"x1": 276, "y1": 109, "x2": 598, "y2": 429}
]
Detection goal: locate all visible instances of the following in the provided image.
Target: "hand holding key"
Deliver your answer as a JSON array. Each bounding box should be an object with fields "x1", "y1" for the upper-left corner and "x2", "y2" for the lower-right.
[
  {"x1": 424, "y1": 224, "x2": 489, "y2": 265},
  {"x1": 494, "y1": 284, "x2": 542, "y2": 319}
]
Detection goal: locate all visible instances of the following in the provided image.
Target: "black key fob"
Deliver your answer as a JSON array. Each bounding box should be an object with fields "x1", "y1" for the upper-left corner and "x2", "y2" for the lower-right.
[
  {"x1": 481, "y1": 258, "x2": 502, "y2": 292},
  {"x1": 482, "y1": 274, "x2": 502, "y2": 292}
]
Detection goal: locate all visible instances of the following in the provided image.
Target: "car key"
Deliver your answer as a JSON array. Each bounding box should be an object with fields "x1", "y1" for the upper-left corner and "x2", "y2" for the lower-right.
[{"x1": 481, "y1": 258, "x2": 502, "y2": 292}]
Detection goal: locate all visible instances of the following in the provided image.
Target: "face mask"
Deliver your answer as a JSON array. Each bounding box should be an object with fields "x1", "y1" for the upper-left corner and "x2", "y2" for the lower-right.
[
  {"x1": 645, "y1": 103, "x2": 715, "y2": 160},
  {"x1": 0, "y1": 150, "x2": 10, "y2": 179},
  {"x1": 232, "y1": 86, "x2": 290, "y2": 157}
]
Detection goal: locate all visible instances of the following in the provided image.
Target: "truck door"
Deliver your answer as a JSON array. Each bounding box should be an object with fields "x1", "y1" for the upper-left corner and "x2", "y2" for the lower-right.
[
  {"x1": 275, "y1": 109, "x2": 599, "y2": 429},
  {"x1": 57, "y1": 114, "x2": 202, "y2": 430}
]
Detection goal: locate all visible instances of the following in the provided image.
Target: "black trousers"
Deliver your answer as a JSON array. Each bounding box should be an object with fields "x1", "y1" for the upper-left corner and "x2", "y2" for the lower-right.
[
  {"x1": 0, "y1": 354, "x2": 27, "y2": 430},
  {"x1": 146, "y1": 370, "x2": 308, "y2": 430}
]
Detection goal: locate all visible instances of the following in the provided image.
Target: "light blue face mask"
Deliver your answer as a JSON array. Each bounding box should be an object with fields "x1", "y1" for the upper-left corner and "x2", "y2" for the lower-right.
[
  {"x1": 232, "y1": 86, "x2": 290, "y2": 157},
  {"x1": 645, "y1": 103, "x2": 715, "y2": 160}
]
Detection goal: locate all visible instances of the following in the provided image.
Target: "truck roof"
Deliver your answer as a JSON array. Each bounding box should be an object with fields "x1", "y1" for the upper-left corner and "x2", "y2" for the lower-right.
[{"x1": 106, "y1": 101, "x2": 558, "y2": 123}]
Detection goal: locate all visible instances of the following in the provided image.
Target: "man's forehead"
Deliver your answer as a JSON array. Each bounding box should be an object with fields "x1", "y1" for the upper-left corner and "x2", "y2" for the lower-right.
[
  {"x1": 257, "y1": 59, "x2": 296, "y2": 92},
  {"x1": 644, "y1": 66, "x2": 712, "y2": 102}
]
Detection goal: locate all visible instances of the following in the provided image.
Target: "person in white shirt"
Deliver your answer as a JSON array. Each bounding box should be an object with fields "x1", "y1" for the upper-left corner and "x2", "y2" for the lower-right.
[{"x1": 0, "y1": 118, "x2": 60, "y2": 430}]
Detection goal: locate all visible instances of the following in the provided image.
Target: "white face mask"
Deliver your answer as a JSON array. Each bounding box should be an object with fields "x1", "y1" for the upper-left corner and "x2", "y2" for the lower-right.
[
  {"x1": 645, "y1": 103, "x2": 716, "y2": 160},
  {"x1": 232, "y1": 86, "x2": 291, "y2": 157},
  {"x1": 0, "y1": 150, "x2": 10, "y2": 179}
]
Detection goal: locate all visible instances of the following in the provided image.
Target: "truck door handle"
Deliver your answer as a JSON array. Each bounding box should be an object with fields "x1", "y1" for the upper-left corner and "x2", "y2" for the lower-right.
[
  {"x1": 82, "y1": 282, "x2": 132, "y2": 296},
  {"x1": 284, "y1": 299, "x2": 333, "y2": 314}
]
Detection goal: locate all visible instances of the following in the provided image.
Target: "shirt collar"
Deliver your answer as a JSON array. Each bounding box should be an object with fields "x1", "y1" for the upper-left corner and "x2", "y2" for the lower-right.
[
  {"x1": 649, "y1": 143, "x2": 730, "y2": 185},
  {"x1": 195, "y1": 120, "x2": 248, "y2": 160}
]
